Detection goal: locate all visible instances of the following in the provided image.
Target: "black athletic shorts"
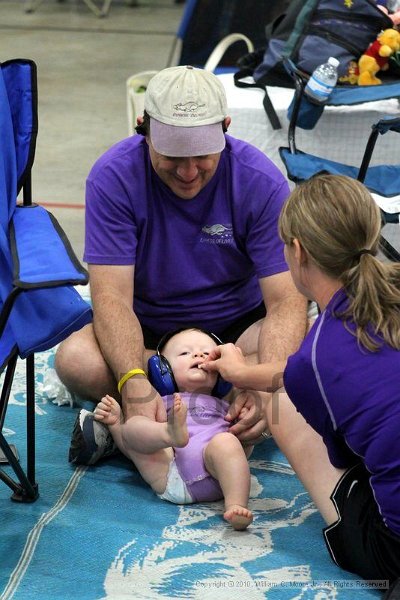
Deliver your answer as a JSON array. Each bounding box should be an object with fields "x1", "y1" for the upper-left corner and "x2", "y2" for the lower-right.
[
  {"x1": 141, "y1": 302, "x2": 266, "y2": 350},
  {"x1": 323, "y1": 463, "x2": 400, "y2": 585}
]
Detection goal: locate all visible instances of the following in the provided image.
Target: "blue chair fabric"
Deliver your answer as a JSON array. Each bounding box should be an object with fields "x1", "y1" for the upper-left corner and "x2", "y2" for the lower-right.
[
  {"x1": 280, "y1": 107, "x2": 400, "y2": 262},
  {"x1": 285, "y1": 60, "x2": 400, "y2": 129},
  {"x1": 0, "y1": 58, "x2": 92, "y2": 502}
]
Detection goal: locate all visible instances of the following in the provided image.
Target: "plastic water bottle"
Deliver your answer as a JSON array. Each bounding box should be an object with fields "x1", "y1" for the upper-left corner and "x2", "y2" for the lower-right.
[{"x1": 304, "y1": 57, "x2": 340, "y2": 104}]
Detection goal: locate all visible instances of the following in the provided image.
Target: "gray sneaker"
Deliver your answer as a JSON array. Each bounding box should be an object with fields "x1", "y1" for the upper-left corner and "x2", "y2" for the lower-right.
[{"x1": 68, "y1": 409, "x2": 117, "y2": 465}]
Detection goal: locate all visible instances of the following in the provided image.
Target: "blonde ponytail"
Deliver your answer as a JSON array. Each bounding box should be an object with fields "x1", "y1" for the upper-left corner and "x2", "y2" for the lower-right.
[{"x1": 279, "y1": 174, "x2": 400, "y2": 351}]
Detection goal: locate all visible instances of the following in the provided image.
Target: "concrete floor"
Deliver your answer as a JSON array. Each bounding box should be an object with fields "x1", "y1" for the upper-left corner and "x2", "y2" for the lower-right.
[{"x1": 0, "y1": 0, "x2": 185, "y2": 261}]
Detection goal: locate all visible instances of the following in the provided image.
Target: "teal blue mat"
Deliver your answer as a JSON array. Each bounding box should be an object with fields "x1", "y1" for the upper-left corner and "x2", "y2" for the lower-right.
[{"x1": 0, "y1": 349, "x2": 386, "y2": 599}]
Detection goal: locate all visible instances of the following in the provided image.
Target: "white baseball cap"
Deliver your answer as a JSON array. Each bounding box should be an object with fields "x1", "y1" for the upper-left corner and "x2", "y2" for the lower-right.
[{"x1": 144, "y1": 65, "x2": 228, "y2": 157}]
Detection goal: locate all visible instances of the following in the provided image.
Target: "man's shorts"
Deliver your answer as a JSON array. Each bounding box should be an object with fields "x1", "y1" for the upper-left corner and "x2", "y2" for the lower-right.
[
  {"x1": 323, "y1": 463, "x2": 400, "y2": 584},
  {"x1": 142, "y1": 302, "x2": 266, "y2": 350}
]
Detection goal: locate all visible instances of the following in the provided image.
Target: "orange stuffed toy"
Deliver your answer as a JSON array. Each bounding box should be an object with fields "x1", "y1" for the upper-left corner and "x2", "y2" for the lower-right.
[{"x1": 358, "y1": 28, "x2": 400, "y2": 85}]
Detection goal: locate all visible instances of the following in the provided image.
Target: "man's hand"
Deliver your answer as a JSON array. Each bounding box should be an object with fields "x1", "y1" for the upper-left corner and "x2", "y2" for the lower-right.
[{"x1": 226, "y1": 389, "x2": 269, "y2": 443}]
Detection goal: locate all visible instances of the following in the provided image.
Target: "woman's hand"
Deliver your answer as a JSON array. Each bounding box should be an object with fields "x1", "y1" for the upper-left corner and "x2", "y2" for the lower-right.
[
  {"x1": 201, "y1": 343, "x2": 285, "y2": 392},
  {"x1": 199, "y1": 343, "x2": 247, "y2": 388}
]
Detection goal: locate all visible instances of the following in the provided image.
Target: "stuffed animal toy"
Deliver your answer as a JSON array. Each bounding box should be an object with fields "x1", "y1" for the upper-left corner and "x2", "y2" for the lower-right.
[
  {"x1": 339, "y1": 60, "x2": 359, "y2": 85},
  {"x1": 357, "y1": 28, "x2": 400, "y2": 85}
]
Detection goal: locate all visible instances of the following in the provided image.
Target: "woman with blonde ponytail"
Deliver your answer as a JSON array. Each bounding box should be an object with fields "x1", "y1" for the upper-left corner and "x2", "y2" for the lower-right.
[
  {"x1": 279, "y1": 173, "x2": 400, "y2": 353},
  {"x1": 202, "y1": 175, "x2": 400, "y2": 595}
]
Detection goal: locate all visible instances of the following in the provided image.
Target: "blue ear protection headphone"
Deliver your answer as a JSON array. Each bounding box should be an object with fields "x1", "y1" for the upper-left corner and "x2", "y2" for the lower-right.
[{"x1": 147, "y1": 328, "x2": 232, "y2": 398}]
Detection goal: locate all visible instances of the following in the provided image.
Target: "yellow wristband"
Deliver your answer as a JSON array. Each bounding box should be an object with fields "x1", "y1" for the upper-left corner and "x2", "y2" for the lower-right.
[{"x1": 117, "y1": 368, "x2": 147, "y2": 394}]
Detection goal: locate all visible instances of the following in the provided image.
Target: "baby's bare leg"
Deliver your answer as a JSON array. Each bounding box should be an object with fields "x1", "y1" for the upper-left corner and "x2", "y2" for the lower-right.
[
  {"x1": 95, "y1": 394, "x2": 188, "y2": 450},
  {"x1": 166, "y1": 394, "x2": 189, "y2": 448},
  {"x1": 204, "y1": 432, "x2": 253, "y2": 531},
  {"x1": 95, "y1": 394, "x2": 188, "y2": 494}
]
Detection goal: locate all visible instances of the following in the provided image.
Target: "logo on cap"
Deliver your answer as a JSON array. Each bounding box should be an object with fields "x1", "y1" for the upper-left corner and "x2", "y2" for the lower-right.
[{"x1": 173, "y1": 102, "x2": 206, "y2": 113}]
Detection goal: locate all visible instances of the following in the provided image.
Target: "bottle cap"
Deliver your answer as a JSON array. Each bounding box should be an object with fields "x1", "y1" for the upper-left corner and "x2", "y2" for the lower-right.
[{"x1": 328, "y1": 57, "x2": 340, "y2": 68}]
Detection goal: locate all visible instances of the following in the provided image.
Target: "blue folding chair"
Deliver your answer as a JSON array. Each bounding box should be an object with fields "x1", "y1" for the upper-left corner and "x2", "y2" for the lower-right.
[
  {"x1": 280, "y1": 87, "x2": 400, "y2": 262},
  {"x1": 0, "y1": 58, "x2": 92, "y2": 502}
]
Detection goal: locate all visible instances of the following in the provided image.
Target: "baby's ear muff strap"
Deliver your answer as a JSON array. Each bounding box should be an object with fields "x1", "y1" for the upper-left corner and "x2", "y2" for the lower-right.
[{"x1": 212, "y1": 377, "x2": 232, "y2": 399}]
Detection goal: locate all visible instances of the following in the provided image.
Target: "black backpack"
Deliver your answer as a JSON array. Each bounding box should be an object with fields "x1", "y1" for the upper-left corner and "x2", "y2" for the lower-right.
[{"x1": 234, "y1": 0, "x2": 392, "y2": 128}]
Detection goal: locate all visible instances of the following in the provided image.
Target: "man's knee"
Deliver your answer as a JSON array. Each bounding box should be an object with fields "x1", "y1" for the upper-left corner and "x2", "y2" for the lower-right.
[
  {"x1": 55, "y1": 324, "x2": 94, "y2": 371},
  {"x1": 55, "y1": 325, "x2": 116, "y2": 400},
  {"x1": 55, "y1": 324, "x2": 110, "y2": 389},
  {"x1": 235, "y1": 319, "x2": 263, "y2": 356}
]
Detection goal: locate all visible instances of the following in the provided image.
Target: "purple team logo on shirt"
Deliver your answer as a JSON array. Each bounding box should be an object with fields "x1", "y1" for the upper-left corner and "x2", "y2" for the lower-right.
[{"x1": 200, "y1": 224, "x2": 233, "y2": 245}]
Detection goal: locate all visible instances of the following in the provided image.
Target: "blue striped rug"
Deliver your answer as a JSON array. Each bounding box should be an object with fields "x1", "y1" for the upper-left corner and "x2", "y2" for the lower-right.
[{"x1": 0, "y1": 347, "x2": 385, "y2": 599}]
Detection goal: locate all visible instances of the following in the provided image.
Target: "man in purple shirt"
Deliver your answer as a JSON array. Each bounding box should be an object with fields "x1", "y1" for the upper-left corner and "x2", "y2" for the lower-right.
[{"x1": 55, "y1": 65, "x2": 307, "y2": 465}]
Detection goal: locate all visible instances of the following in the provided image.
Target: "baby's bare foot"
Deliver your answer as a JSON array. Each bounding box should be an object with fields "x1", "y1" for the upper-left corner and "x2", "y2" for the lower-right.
[
  {"x1": 94, "y1": 394, "x2": 121, "y2": 426},
  {"x1": 224, "y1": 505, "x2": 253, "y2": 531},
  {"x1": 167, "y1": 393, "x2": 189, "y2": 448}
]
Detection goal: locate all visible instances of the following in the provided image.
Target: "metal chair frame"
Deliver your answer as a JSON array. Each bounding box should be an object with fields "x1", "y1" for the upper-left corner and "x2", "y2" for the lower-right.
[
  {"x1": 23, "y1": 0, "x2": 138, "y2": 18},
  {"x1": 285, "y1": 69, "x2": 400, "y2": 263}
]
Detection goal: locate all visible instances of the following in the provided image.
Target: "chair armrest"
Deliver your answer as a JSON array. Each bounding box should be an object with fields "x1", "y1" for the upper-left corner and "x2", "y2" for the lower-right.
[
  {"x1": 373, "y1": 116, "x2": 400, "y2": 135},
  {"x1": 10, "y1": 205, "x2": 88, "y2": 289}
]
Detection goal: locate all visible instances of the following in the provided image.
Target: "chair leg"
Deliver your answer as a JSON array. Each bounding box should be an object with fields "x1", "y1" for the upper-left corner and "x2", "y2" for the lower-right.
[
  {"x1": 379, "y1": 236, "x2": 400, "y2": 263},
  {"x1": 26, "y1": 355, "x2": 36, "y2": 485},
  {"x1": 0, "y1": 433, "x2": 38, "y2": 502},
  {"x1": 0, "y1": 354, "x2": 38, "y2": 502},
  {"x1": 100, "y1": 0, "x2": 113, "y2": 16},
  {"x1": 81, "y1": 0, "x2": 113, "y2": 17},
  {"x1": 25, "y1": 0, "x2": 115, "y2": 17},
  {"x1": 0, "y1": 355, "x2": 18, "y2": 430},
  {"x1": 24, "y1": 0, "x2": 46, "y2": 13}
]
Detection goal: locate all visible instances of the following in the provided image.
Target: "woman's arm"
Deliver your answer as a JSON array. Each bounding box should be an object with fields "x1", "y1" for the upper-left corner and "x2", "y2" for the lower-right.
[{"x1": 201, "y1": 343, "x2": 285, "y2": 391}]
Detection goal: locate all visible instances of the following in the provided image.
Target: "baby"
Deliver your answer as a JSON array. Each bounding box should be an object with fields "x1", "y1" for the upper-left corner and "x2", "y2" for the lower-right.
[{"x1": 94, "y1": 328, "x2": 253, "y2": 530}]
